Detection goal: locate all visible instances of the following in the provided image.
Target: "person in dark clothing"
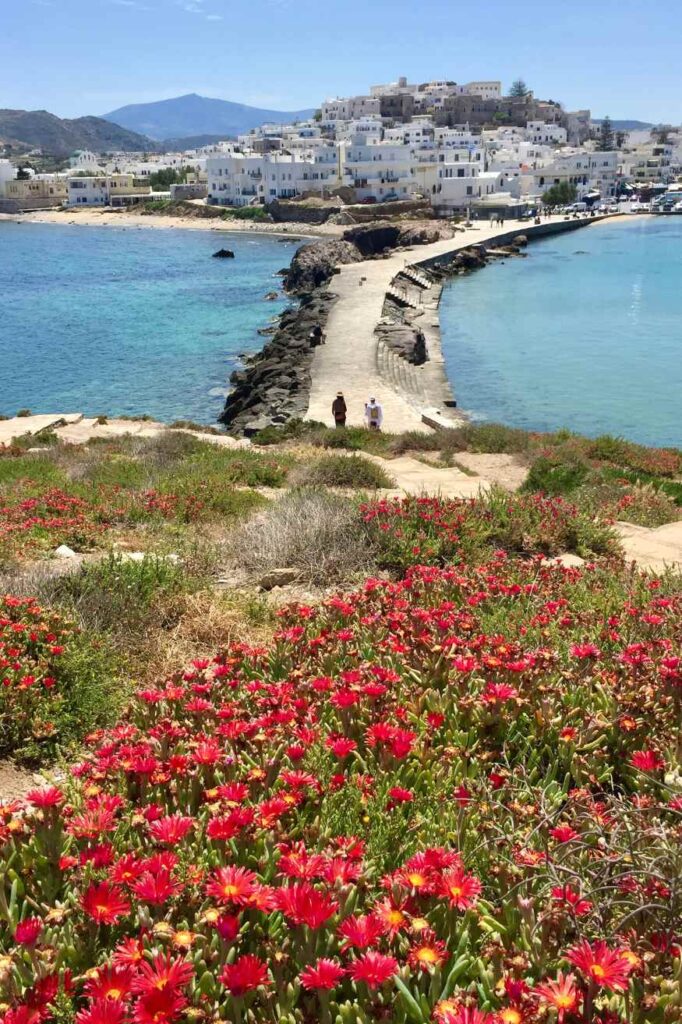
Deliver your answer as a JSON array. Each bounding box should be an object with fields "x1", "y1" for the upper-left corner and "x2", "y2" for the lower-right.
[
  {"x1": 310, "y1": 324, "x2": 324, "y2": 346},
  {"x1": 331, "y1": 392, "x2": 347, "y2": 427}
]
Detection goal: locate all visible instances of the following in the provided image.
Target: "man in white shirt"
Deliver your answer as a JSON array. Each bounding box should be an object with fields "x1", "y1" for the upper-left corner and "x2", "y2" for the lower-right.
[{"x1": 365, "y1": 397, "x2": 383, "y2": 430}]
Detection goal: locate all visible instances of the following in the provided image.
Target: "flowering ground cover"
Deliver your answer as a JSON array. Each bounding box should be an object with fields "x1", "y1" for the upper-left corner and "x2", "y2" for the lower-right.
[
  {"x1": 0, "y1": 437, "x2": 289, "y2": 564},
  {"x1": 0, "y1": 596, "x2": 116, "y2": 761},
  {"x1": 1, "y1": 492, "x2": 680, "y2": 1024}
]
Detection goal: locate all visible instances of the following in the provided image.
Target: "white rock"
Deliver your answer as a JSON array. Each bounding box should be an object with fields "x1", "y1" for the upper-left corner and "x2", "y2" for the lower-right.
[{"x1": 54, "y1": 545, "x2": 77, "y2": 559}]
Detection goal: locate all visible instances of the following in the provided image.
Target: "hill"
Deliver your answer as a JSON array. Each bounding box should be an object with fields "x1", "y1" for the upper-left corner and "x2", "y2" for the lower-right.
[
  {"x1": 593, "y1": 118, "x2": 654, "y2": 131},
  {"x1": 0, "y1": 108, "x2": 155, "y2": 156},
  {"x1": 102, "y1": 93, "x2": 316, "y2": 141}
]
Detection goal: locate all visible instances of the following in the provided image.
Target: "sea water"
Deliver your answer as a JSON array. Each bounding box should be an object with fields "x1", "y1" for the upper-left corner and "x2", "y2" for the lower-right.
[
  {"x1": 0, "y1": 221, "x2": 297, "y2": 424},
  {"x1": 439, "y1": 217, "x2": 681, "y2": 448}
]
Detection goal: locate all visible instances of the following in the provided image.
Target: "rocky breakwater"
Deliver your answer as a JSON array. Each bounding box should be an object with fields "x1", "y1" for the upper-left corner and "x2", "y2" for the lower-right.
[{"x1": 219, "y1": 222, "x2": 453, "y2": 435}]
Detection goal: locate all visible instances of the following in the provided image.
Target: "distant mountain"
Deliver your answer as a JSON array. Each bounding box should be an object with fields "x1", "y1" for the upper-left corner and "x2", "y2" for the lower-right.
[
  {"x1": 592, "y1": 119, "x2": 654, "y2": 131},
  {"x1": 0, "y1": 109, "x2": 155, "y2": 156},
  {"x1": 103, "y1": 93, "x2": 316, "y2": 141},
  {"x1": 163, "y1": 134, "x2": 237, "y2": 150}
]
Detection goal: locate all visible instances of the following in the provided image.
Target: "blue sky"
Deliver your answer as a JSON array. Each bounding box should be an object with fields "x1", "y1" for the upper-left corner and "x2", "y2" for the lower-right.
[{"x1": 2, "y1": 0, "x2": 680, "y2": 122}]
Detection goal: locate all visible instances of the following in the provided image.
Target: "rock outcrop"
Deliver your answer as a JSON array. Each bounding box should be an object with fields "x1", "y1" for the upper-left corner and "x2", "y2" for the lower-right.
[
  {"x1": 212, "y1": 248, "x2": 235, "y2": 259},
  {"x1": 284, "y1": 239, "x2": 360, "y2": 294},
  {"x1": 218, "y1": 290, "x2": 335, "y2": 435}
]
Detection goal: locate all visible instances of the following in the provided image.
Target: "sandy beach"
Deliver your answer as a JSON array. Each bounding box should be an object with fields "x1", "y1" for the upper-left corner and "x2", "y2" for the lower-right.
[{"x1": 0, "y1": 208, "x2": 343, "y2": 237}]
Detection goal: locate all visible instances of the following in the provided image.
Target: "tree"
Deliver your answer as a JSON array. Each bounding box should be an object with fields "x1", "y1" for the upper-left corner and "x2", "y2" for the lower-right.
[
  {"x1": 597, "y1": 116, "x2": 614, "y2": 151},
  {"x1": 148, "y1": 166, "x2": 190, "y2": 189},
  {"x1": 16, "y1": 165, "x2": 31, "y2": 180},
  {"x1": 509, "y1": 79, "x2": 530, "y2": 98},
  {"x1": 542, "y1": 181, "x2": 578, "y2": 207},
  {"x1": 615, "y1": 131, "x2": 627, "y2": 149}
]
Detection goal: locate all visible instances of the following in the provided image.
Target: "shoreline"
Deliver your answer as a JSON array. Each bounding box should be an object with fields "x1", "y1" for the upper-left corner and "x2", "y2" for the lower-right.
[{"x1": 0, "y1": 208, "x2": 342, "y2": 238}]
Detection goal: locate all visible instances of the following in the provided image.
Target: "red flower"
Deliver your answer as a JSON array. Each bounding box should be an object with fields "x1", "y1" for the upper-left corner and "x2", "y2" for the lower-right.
[
  {"x1": 131, "y1": 869, "x2": 183, "y2": 906},
  {"x1": 275, "y1": 882, "x2": 338, "y2": 929},
  {"x1": 147, "y1": 814, "x2": 194, "y2": 845},
  {"x1": 565, "y1": 940, "x2": 632, "y2": 991},
  {"x1": 433, "y1": 1007, "x2": 496, "y2": 1024},
  {"x1": 549, "y1": 825, "x2": 579, "y2": 843},
  {"x1": 407, "y1": 931, "x2": 449, "y2": 971},
  {"x1": 437, "y1": 866, "x2": 482, "y2": 910},
  {"x1": 81, "y1": 883, "x2": 130, "y2": 925},
  {"x1": 348, "y1": 951, "x2": 398, "y2": 989},
  {"x1": 551, "y1": 885, "x2": 593, "y2": 917},
  {"x1": 220, "y1": 954, "x2": 270, "y2": 995},
  {"x1": 630, "y1": 749, "x2": 665, "y2": 772},
  {"x1": 534, "y1": 971, "x2": 581, "y2": 1022},
  {"x1": 132, "y1": 987, "x2": 187, "y2": 1024},
  {"x1": 132, "y1": 953, "x2": 194, "y2": 995},
  {"x1": 15, "y1": 918, "x2": 43, "y2": 946},
  {"x1": 205, "y1": 865, "x2": 258, "y2": 905},
  {"x1": 25, "y1": 786, "x2": 65, "y2": 808},
  {"x1": 76, "y1": 1000, "x2": 127, "y2": 1024},
  {"x1": 299, "y1": 958, "x2": 346, "y2": 990},
  {"x1": 338, "y1": 913, "x2": 385, "y2": 950},
  {"x1": 83, "y1": 966, "x2": 135, "y2": 1002}
]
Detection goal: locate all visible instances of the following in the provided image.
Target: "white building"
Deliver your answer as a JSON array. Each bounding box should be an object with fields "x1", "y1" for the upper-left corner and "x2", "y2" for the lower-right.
[
  {"x1": 70, "y1": 150, "x2": 104, "y2": 171},
  {"x1": 340, "y1": 137, "x2": 416, "y2": 202},
  {"x1": 320, "y1": 95, "x2": 381, "y2": 122},
  {"x1": 525, "y1": 121, "x2": 568, "y2": 145},
  {"x1": 67, "y1": 173, "x2": 152, "y2": 206},
  {"x1": 0, "y1": 159, "x2": 15, "y2": 197},
  {"x1": 207, "y1": 149, "x2": 339, "y2": 206},
  {"x1": 533, "y1": 150, "x2": 619, "y2": 198}
]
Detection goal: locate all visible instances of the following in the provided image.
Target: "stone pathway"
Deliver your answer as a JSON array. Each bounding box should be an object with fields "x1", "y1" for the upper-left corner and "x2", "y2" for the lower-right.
[
  {"x1": 615, "y1": 520, "x2": 682, "y2": 574},
  {"x1": 0, "y1": 414, "x2": 248, "y2": 449},
  {"x1": 363, "y1": 453, "x2": 485, "y2": 499},
  {"x1": 305, "y1": 216, "x2": 599, "y2": 431}
]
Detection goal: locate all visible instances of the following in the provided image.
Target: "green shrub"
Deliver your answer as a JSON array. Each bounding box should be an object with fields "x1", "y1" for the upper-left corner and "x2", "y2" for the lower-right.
[
  {"x1": 522, "y1": 455, "x2": 590, "y2": 495},
  {"x1": 293, "y1": 454, "x2": 394, "y2": 489},
  {"x1": 220, "y1": 206, "x2": 270, "y2": 221},
  {"x1": 47, "y1": 554, "x2": 189, "y2": 648},
  {"x1": 456, "y1": 422, "x2": 533, "y2": 453},
  {"x1": 252, "y1": 419, "x2": 326, "y2": 446}
]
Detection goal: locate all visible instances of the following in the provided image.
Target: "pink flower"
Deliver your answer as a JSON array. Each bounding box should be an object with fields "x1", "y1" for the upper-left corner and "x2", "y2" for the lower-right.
[{"x1": 299, "y1": 958, "x2": 346, "y2": 990}]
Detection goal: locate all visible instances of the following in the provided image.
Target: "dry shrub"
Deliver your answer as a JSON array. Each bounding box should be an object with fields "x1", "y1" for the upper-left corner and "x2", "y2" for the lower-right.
[
  {"x1": 224, "y1": 489, "x2": 378, "y2": 586},
  {"x1": 147, "y1": 590, "x2": 276, "y2": 682}
]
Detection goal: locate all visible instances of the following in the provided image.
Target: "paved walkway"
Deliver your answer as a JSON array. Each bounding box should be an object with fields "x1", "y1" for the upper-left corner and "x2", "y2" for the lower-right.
[
  {"x1": 305, "y1": 215, "x2": 598, "y2": 431},
  {"x1": 0, "y1": 414, "x2": 246, "y2": 448},
  {"x1": 615, "y1": 520, "x2": 682, "y2": 574}
]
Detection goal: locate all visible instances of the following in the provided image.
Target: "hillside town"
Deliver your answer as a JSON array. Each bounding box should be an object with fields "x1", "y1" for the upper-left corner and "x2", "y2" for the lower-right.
[{"x1": 2, "y1": 76, "x2": 682, "y2": 217}]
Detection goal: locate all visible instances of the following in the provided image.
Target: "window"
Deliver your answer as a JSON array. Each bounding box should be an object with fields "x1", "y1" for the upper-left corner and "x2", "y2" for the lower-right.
[{"x1": 466, "y1": 185, "x2": 473, "y2": 195}]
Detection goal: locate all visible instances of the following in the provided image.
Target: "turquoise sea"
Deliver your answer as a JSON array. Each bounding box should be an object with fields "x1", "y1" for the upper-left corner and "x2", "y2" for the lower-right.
[
  {"x1": 439, "y1": 217, "x2": 681, "y2": 448},
  {"x1": 0, "y1": 222, "x2": 297, "y2": 424}
]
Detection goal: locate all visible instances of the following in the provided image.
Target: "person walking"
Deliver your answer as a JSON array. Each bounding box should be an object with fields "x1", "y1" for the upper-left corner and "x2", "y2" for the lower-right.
[
  {"x1": 365, "y1": 397, "x2": 383, "y2": 431},
  {"x1": 331, "y1": 391, "x2": 347, "y2": 428}
]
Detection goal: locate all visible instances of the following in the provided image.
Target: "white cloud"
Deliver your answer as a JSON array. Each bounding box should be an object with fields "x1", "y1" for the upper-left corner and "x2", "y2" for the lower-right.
[{"x1": 206, "y1": 12, "x2": 222, "y2": 18}]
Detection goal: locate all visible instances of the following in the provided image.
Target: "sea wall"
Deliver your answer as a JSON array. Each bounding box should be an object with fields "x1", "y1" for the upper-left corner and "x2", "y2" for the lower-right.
[{"x1": 219, "y1": 222, "x2": 456, "y2": 434}]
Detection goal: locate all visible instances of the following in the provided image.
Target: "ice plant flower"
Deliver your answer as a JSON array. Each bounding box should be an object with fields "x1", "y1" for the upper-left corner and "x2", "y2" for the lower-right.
[
  {"x1": 205, "y1": 866, "x2": 258, "y2": 905},
  {"x1": 348, "y1": 951, "x2": 398, "y2": 989},
  {"x1": 14, "y1": 918, "x2": 43, "y2": 946},
  {"x1": 534, "y1": 971, "x2": 581, "y2": 1022},
  {"x1": 630, "y1": 749, "x2": 665, "y2": 771},
  {"x1": 299, "y1": 959, "x2": 346, "y2": 990},
  {"x1": 220, "y1": 955, "x2": 270, "y2": 995},
  {"x1": 437, "y1": 866, "x2": 482, "y2": 910},
  {"x1": 565, "y1": 940, "x2": 632, "y2": 991},
  {"x1": 81, "y1": 883, "x2": 130, "y2": 926}
]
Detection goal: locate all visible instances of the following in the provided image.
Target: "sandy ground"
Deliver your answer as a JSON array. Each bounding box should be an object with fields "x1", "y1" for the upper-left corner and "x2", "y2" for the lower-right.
[{"x1": 0, "y1": 209, "x2": 342, "y2": 237}]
